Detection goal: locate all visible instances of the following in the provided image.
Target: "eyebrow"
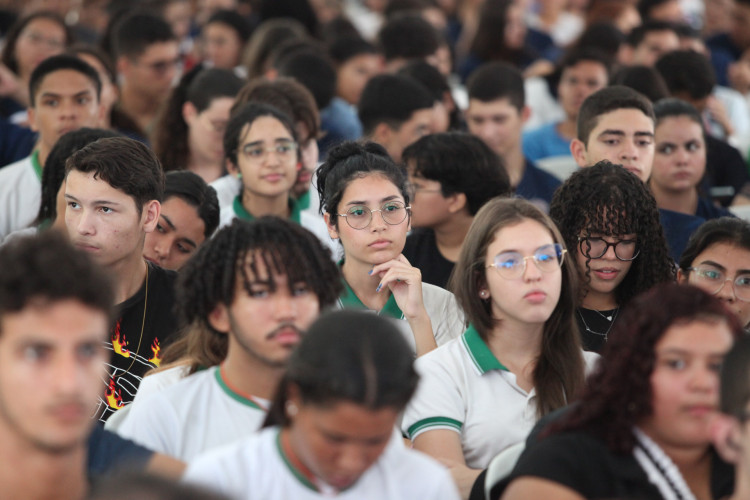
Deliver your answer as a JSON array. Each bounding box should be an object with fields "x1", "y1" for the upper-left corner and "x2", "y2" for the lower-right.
[
  {"x1": 346, "y1": 195, "x2": 400, "y2": 206},
  {"x1": 39, "y1": 90, "x2": 93, "y2": 99},
  {"x1": 64, "y1": 194, "x2": 122, "y2": 206},
  {"x1": 242, "y1": 138, "x2": 294, "y2": 147},
  {"x1": 699, "y1": 260, "x2": 728, "y2": 272},
  {"x1": 160, "y1": 214, "x2": 176, "y2": 231},
  {"x1": 658, "y1": 348, "x2": 726, "y2": 357}
]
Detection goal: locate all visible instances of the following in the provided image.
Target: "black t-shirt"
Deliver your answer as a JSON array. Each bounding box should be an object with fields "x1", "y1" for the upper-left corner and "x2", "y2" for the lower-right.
[
  {"x1": 575, "y1": 307, "x2": 620, "y2": 354},
  {"x1": 95, "y1": 264, "x2": 178, "y2": 422},
  {"x1": 402, "y1": 228, "x2": 455, "y2": 290}
]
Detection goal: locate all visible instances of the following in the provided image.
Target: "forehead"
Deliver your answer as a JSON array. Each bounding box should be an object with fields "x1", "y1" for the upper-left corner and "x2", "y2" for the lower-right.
[
  {"x1": 239, "y1": 115, "x2": 293, "y2": 143},
  {"x1": 35, "y1": 69, "x2": 97, "y2": 95},
  {"x1": 65, "y1": 170, "x2": 138, "y2": 209},
  {"x1": 467, "y1": 98, "x2": 519, "y2": 117},
  {"x1": 488, "y1": 218, "x2": 555, "y2": 253},
  {"x1": 692, "y1": 242, "x2": 750, "y2": 267},
  {"x1": 656, "y1": 115, "x2": 703, "y2": 136},
  {"x1": 656, "y1": 318, "x2": 733, "y2": 352},
  {"x1": 22, "y1": 17, "x2": 65, "y2": 35},
  {"x1": 561, "y1": 60, "x2": 608, "y2": 77},
  {"x1": 0, "y1": 299, "x2": 108, "y2": 344},
  {"x1": 340, "y1": 173, "x2": 402, "y2": 202},
  {"x1": 641, "y1": 30, "x2": 679, "y2": 46},
  {"x1": 136, "y1": 41, "x2": 179, "y2": 61},
  {"x1": 590, "y1": 108, "x2": 654, "y2": 135}
]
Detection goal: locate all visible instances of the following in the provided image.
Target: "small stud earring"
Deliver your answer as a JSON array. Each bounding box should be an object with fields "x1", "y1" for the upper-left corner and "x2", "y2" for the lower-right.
[
  {"x1": 286, "y1": 402, "x2": 298, "y2": 416},
  {"x1": 479, "y1": 290, "x2": 489, "y2": 299}
]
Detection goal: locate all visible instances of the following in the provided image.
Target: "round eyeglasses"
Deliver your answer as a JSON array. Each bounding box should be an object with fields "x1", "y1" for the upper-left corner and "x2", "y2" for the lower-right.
[
  {"x1": 687, "y1": 265, "x2": 750, "y2": 302},
  {"x1": 337, "y1": 201, "x2": 411, "y2": 230},
  {"x1": 240, "y1": 140, "x2": 298, "y2": 165},
  {"x1": 487, "y1": 243, "x2": 566, "y2": 279},
  {"x1": 578, "y1": 236, "x2": 639, "y2": 261}
]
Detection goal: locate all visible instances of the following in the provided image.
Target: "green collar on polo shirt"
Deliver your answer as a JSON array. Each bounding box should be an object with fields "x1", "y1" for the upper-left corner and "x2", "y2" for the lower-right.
[
  {"x1": 232, "y1": 196, "x2": 302, "y2": 224},
  {"x1": 337, "y1": 262, "x2": 404, "y2": 320},
  {"x1": 31, "y1": 151, "x2": 42, "y2": 181},
  {"x1": 296, "y1": 190, "x2": 311, "y2": 211},
  {"x1": 461, "y1": 324, "x2": 509, "y2": 374}
]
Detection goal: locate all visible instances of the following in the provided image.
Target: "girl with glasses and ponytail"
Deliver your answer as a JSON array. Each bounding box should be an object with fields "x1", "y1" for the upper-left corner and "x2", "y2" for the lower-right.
[
  {"x1": 316, "y1": 141, "x2": 464, "y2": 357},
  {"x1": 550, "y1": 160, "x2": 675, "y2": 353},
  {"x1": 401, "y1": 197, "x2": 598, "y2": 497}
]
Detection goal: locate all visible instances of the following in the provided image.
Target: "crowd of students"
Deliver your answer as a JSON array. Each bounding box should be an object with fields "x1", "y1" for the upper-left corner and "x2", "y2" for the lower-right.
[{"x1": 4, "y1": 0, "x2": 750, "y2": 499}]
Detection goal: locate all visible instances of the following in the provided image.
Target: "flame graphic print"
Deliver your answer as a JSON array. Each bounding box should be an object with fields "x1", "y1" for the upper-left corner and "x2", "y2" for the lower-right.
[
  {"x1": 148, "y1": 337, "x2": 161, "y2": 367},
  {"x1": 111, "y1": 321, "x2": 130, "y2": 358},
  {"x1": 105, "y1": 378, "x2": 124, "y2": 409}
]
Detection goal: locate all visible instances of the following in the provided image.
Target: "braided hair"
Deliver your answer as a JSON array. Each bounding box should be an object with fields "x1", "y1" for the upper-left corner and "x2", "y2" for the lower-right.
[
  {"x1": 550, "y1": 161, "x2": 675, "y2": 306},
  {"x1": 161, "y1": 217, "x2": 342, "y2": 372}
]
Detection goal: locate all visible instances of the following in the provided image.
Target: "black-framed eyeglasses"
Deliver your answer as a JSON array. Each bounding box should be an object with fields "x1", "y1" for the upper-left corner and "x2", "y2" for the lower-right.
[
  {"x1": 687, "y1": 265, "x2": 750, "y2": 302},
  {"x1": 337, "y1": 201, "x2": 411, "y2": 230},
  {"x1": 487, "y1": 243, "x2": 566, "y2": 279},
  {"x1": 578, "y1": 236, "x2": 639, "y2": 261}
]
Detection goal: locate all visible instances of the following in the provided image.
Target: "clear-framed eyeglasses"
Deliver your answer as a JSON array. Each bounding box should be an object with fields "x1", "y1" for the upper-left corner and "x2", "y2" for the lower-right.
[
  {"x1": 578, "y1": 236, "x2": 639, "y2": 261},
  {"x1": 487, "y1": 243, "x2": 567, "y2": 279},
  {"x1": 337, "y1": 201, "x2": 411, "y2": 230},
  {"x1": 687, "y1": 265, "x2": 750, "y2": 301},
  {"x1": 240, "y1": 140, "x2": 298, "y2": 164}
]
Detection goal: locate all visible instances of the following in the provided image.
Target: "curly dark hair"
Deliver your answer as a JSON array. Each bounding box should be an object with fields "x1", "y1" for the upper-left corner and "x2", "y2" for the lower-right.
[
  {"x1": 163, "y1": 217, "x2": 342, "y2": 373},
  {"x1": 548, "y1": 283, "x2": 743, "y2": 453},
  {"x1": 549, "y1": 160, "x2": 675, "y2": 306}
]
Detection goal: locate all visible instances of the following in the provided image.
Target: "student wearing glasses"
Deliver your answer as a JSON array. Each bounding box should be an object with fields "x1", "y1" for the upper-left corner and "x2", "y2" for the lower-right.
[
  {"x1": 317, "y1": 141, "x2": 464, "y2": 357},
  {"x1": 401, "y1": 197, "x2": 598, "y2": 497},
  {"x1": 219, "y1": 102, "x2": 335, "y2": 255},
  {"x1": 550, "y1": 160, "x2": 675, "y2": 353},
  {"x1": 679, "y1": 217, "x2": 750, "y2": 328}
]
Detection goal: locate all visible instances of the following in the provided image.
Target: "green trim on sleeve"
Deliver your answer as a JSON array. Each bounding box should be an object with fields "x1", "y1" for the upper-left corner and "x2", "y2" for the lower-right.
[
  {"x1": 461, "y1": 324, "x2": 509, "y2": 374},
  {"x1": 407, "y1": 416, "x2": 463, "y2": 438}
]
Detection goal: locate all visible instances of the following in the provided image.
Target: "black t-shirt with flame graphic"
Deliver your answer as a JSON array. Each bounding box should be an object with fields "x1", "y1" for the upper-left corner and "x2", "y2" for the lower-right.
[{"x1": 95, "y1": 264, "x2": 178, "y2": 422}]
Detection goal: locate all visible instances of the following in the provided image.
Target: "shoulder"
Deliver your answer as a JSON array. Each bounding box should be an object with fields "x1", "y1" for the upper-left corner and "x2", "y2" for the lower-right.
[
  {"x1": 0, "y1": 155, "x2": 34, "y2": 182},
  {"x1": 148, "y1": 264, "x2": 177, "y2": 288},
  {"x1": 134, "y1": 365, "x2": 191, "y2": 403}
]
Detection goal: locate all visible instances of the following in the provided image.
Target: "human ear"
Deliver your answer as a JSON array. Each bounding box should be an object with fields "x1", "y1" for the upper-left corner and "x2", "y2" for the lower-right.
[
  {"x1": 142, "y1": 200, "x2": 161, "y2": 233},
  {"x1": 324, "y1": 212, "x2": 339, "y2": 240},
  {"x1": 447, "y1": 193, "x2": 467, "y2": 214},
  {"x1": 207, "y1": 303, "x2": 230, "y2": 334},
  {"x1": 182, "y1": 101, "x2": 198, "y2": 124},
  {"x1": 570, "y1": 139, "x2": 589, "y2": 168},
  {"x1": 676, "y1": 268, "x2": 688, "y2": 283}
]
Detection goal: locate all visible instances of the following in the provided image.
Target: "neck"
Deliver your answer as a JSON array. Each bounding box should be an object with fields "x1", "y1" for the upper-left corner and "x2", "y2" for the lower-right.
[
  {"x1": 432, "y1": 214, "x2": 473, "y2": 262},
  {"x1": 119, "y1": 86, "x2": 160, "y2": 131},
  {"x1": 341, "y1": 258, "x2": 390, "y2": 311},
  {"x1": 111, "y1": 255, "x2": 148, "y2": 305},
  {"x1": 505, "y1": 145, "x2": 526, "y2": 188},
  {"x1": 0, "y1": 429, "x2": 87, "y2": 500},
  {"x1": 556, "y1": 119, "x2": 577, "y2": 141},
  {"x1": 241, "y1": 190, "x2": 290, "y2": 219},
  {"x1": 581, "y1": 288, "x2": 618, "y2": 310},
  {"x1": 649, "y1": 182, "x2": 699, "y2": 216},
  {"x1": 187, "y1": 157, "x2": 224, "y2": 184},
  {"x1": 223, "y1": 346, "x2": 285, "y2": 400},
  {"x1": 487, "y1": 317, "x2": 543, "y2": 370}
]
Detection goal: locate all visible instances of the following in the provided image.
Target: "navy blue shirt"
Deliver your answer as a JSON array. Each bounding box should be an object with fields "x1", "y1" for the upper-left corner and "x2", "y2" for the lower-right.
[
  {"x1": 659, "y1": 208, "x2": 704, "y2": 262},
  {"x1": 515, "y1": 159, "x2": 561, "y2": 212},
  {"x1": 88, "y1": 424, "x2": 153, "y2": 478}
]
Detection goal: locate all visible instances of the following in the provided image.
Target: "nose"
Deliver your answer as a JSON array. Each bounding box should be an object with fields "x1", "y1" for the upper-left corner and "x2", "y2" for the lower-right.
[
  {"x1": 153, "y1": 236, "x2": 172, "y2": 262},
  {"x1": 369, "y1": 210, "x2": 387, "y2": 232},
  {"x1": 54, "y1": 353, "x2": 86, "y2": 396},
  {"x1": 601, "y1": 242, "x2": 618, "y2": 261},
  {"x1": 523, "y1": 256, "x2": 543, "y2": 281},
  {"x1": 620, "y1": 140, "x2": 639, "y2": 161},
  {"x1": 715, "y1": 278, "x2": 737, "y2": 303},
  {"x1": 273, "y1": 290, "x2": 298, "y2": 320},
  {"x1": 75, "y1": 209, "x2": 95, "y2": 236},
  {"x1": 688, "y1": 365, "x2": 718, "y2": 393}
]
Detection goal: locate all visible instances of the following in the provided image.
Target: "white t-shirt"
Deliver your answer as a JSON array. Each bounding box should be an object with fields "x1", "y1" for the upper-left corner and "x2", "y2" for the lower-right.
[
  {"x1": 401, "y1": 325, "x2": 600, "y2": 469},
  {"x1": 0, "y1": 153, "x2": 41, "y2": 240},
  {"x1": 131, "y1": 365, "x2": 190, "y2": 404},
  {"x1": 183, "y1": 426, "x2": 460, "y2": 500},
  {"x1": 116, "y1": 366, "x2": 268, "y2": 461},
  {"x1": 334, "y1": 279, "x2": 465, "y2": 356}
]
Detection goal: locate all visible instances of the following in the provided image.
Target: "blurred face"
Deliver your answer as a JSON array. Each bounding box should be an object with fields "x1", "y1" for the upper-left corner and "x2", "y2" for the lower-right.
[
  {"x1": 123, "y1": 41, "x2": 181, "y2": 99},
  {"x1": 76, "y1": 53, "x2": 118, "y2": 117},
  {"x1": 0, "y1": 300, "x2": 107, "y2": 453},
  {"x1": 65, "y1": 170, "x2": 157, "y2": 268},
  {"x1": 14, "y1": 18, "x2": 66, "y2": 78},
  {"x1": 164, "y1": 0, "x2": 192, "y2": 40},
  {"x1": 632, "y1": 30, "x2": 680, "y2": 67},
  {"x1": 407, "y1": 173, "x2": 450, "y2": 228},
  {"x1": 681, "y1": 243, "x2": 750, "y2": 327},
  {"x1": 731, "y1": 3, "x2": 750, "y2": 49},
  {"x1": 482, "y1": 219, "x2": 562, "y2": 326},
  {"x1": 381, "y1": 108, "x2": 432, "y2": 163},
  {"x1": 640, "y1": 319, "x2": 733, "y2": 449},
  {"x1": 336, "y1": 53, "x2": 383, "y2": 105},
  {"x1": 326, "y1": 174, "x2": 410, "y2": 266},
  {"x1": 574, "y1": 108, "x2": 655, "y2": 181},
  {"x1": 504, "y1": 4, "x2": 527, "y2": 49},
  {"x1": 575, "y1": 232, "x2": 637, "y2": 302},
  {"x1": 186, "y1": 96, "x2": 234, "y2": 166},
  {"x1": 651, "y1": 116, "x2": 706, "y2": 195},
  {"x1": 28, "y1": 69, "x2": 103, "y2": 157},
  {"x1": 143, "y1": 196, "x2": 206, "y2": 271},
  {"x1": 202, "y1": 22, "x2": 243, "y2": 69},
  {"x1": 557, "y1": 61, "x2": 608, "y2": 121},
  {"x1": 286, "y1": 400, "x2": 398, "y2": 491},
  {"x1": 293, "y1": 122, "x2": 318, "y2": 198},
  {"x1": 211, "y1": 256, "x2": 320, "y2": 368},
  {"x1": 235, "y1": 116, "x2": 299, "y2": 201},
  {"x1": 648, "y1": 0, "x2": 685, "y2": 22},
  {"x1": 466, "y1": 98, "x2": 525, "y2": 158}
]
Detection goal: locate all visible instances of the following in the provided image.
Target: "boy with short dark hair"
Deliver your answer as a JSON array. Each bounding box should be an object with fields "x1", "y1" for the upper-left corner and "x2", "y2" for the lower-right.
[
  {"x1": 63, "y1": 136, "x2": 178, "y2": 421},
  {"x1": 465, "y1": 62, "x2": 561, "y2": 209}
]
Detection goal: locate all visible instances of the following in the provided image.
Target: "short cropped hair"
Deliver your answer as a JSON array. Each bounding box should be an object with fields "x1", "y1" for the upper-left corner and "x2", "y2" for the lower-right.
[
  {"x1": 655, "y1": 49, "x2": 716, "y2": 100},
  {"x1": 466, "y1": 62, "x2": 524, "y2": 110},
  {"x1": 0, "y1": 231, "x2": 114, "y2": 334},
  {"x1": 402, "y1": 132, "x2": 511, "y2": 215},
  {"x1": 274, "y1": 49, "x2": 337, "y2": 110},
  {"x1": 164, "y1": 171, "x2": 220, "y2": 239},
  {"x1": 377, "y1": 14, "x2": 440, "y2": 62},
  {"x1": 65, "y1": 137, "x2": 165, "y2": 215},
  {"x1": 112, "y1": 12, "x2": 176, "y2": 60},
  {"x1": 29, "y1": 54, "x2": 101, "y2": 107},
  {"x1": 559, "y1": 46, "x2": 612, "y2": 77},
  {"x1": 577, "y1": 85, "x2": 655, "y2": 144},
  {"x1": 625, "y1": 20, "x2": 678, "y2": 48},
  {"x1": 358, "y1": 74, "x2": 433, "y2": 136}
]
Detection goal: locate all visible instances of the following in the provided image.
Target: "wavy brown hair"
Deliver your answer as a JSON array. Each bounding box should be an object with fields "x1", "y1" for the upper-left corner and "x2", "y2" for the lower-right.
[{"x1": 450, "y1": 197, "x2": 585, "y2": 417}]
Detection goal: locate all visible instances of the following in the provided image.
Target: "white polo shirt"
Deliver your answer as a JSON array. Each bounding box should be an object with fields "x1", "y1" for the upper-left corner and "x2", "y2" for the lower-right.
[
  {"x1": 117, "y1": 366, "x2": 267, "y2": 461},
  {"x1": 334, "y1": 278, "x2": 465, "y2": 355},
  {"x1": 401, "y1": 325, "x2": 599, "y2": 469},
  {"x1": 0, "y1": 152, "x2": 41, "y2": 240},
  {"x1": 183, "y1": 426, "x2": 460, "y2": 500}
]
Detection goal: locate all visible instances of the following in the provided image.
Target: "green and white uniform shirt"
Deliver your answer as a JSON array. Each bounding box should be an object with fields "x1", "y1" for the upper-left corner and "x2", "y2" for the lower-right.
[
  {"x1": 402, "y1": 325, "x2": 600, "y2": 469},
  {"x1": 0, "y1": 151, "x2": 42, "y2": 240},
  {"x1": 335, "y1": 278, "x2": 465, "y2": 355},
  {"x1": 117, "y1": 366, "x2": 268, "y2": 462},
  {"x1": 183, "y1": 427, "x2": 460, "y2": 499}
]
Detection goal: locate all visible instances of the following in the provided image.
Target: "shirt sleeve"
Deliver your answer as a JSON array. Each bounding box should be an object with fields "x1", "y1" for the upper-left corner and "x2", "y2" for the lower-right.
[
  {"x1": 116, "y1": 394, "x2": 180, "y2": 458},
  {"x1": 401, "y1": 350, "x2": 466, "y2": 440}
]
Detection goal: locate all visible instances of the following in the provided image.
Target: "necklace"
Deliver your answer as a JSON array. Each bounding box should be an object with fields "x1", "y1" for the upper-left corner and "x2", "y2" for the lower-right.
[
  {"x1": 577, "y1": 307, "x2": 619, "y2": 340},
  {"x1": 114, "y1": 264, "x2": 149, "y2": 380},
  {"x1": 593, "y1": 307, "x2": 619, "y2": 322}
]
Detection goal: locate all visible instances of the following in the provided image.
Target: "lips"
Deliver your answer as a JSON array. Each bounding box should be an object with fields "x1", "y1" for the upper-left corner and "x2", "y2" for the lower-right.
[
  {"x1": 369, "y1": 239, "x2": 391, "y2": 249},
  {"x1": 524, "y1": 290, "x2": 547, "y2": 303},
  {"x1": 593, "y1": 268, "x2": 619, "y2": 280},
  {"x1": 684, "y1": 404, "x2": 716, "y2": 418},
  {"x1": 264, "y1": 173, "x2": 284, "y2": 182},
  {"x1": 73, "y1": 241, "x2": 99, "y2": 252},
  {"x1": 268, "y1": 326, "x2": 301, "y2": 346},
  {"x1": 143, "y1": 255, "x2": 160, "y2": 266}
]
